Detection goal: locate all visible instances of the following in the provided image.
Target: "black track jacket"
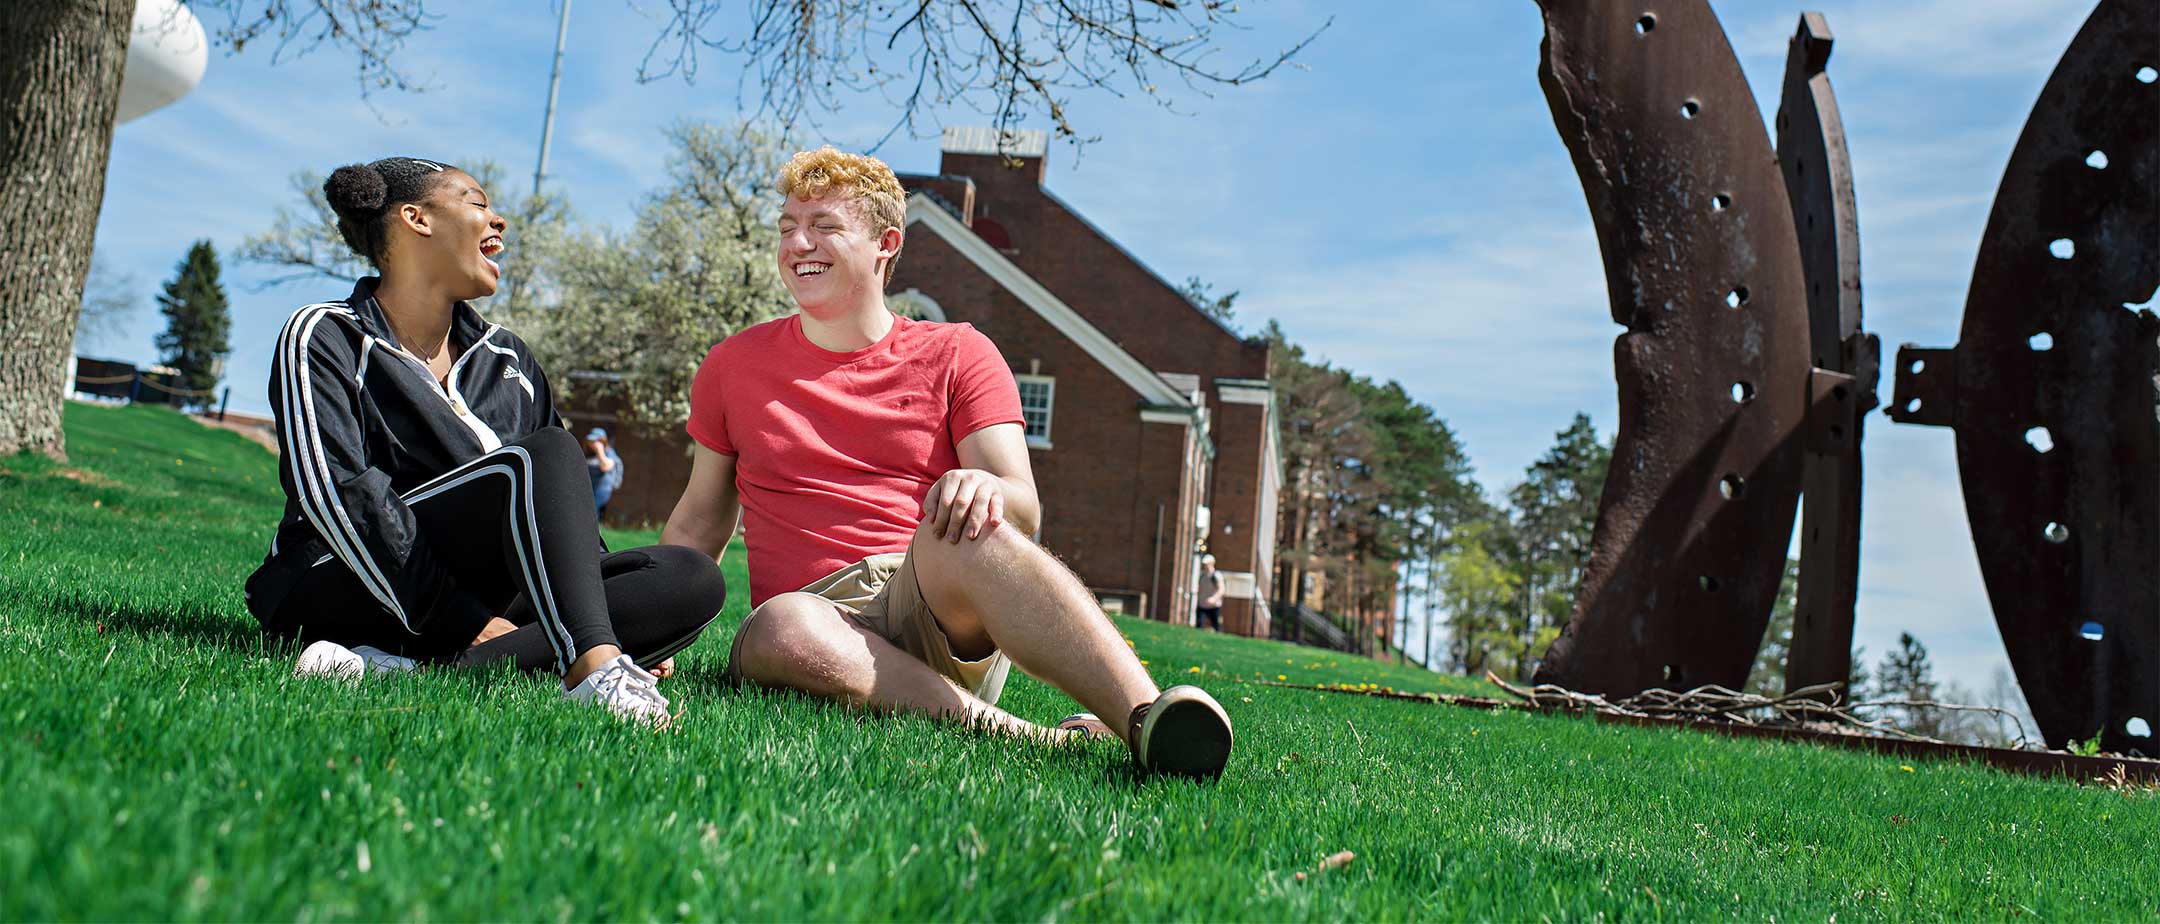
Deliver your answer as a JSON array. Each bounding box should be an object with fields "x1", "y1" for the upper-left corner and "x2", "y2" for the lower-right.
[{"x1": 244, "y1": 277, "x2": 569, "y2": 632}]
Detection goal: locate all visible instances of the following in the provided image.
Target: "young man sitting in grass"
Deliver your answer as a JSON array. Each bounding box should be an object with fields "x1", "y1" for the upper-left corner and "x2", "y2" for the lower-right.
[{"x1": 660, "y1": 147, "x2": 1234, "y2": 778}]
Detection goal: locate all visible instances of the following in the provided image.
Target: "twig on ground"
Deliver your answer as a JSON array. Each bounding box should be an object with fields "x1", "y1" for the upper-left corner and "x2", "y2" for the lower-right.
[{"x1": 1482, "y1": 672, "x2": 2038, "y2": 751}]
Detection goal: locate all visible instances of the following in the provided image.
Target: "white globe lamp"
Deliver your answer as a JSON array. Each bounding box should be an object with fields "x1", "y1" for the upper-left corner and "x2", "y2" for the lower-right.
[{"x1": 116, "y1": 0, "x2": 208, "y2": 124}]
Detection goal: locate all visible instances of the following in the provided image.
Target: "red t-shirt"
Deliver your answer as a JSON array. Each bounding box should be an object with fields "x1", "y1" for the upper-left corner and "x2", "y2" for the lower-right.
[{"x1": 686, "y1": 313, "x2": 1025, "y2": 605}]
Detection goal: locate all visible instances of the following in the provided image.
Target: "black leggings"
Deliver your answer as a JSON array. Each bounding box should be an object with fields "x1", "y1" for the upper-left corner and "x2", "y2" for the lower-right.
[{"x1": 264, "y1": 429, "x2": 724, "y2": 672}]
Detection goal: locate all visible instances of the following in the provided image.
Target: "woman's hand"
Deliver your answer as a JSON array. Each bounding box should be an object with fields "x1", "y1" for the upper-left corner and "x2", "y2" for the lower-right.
[{"x1": 470, "y1": 617, "x2": 519, "y2": 647}]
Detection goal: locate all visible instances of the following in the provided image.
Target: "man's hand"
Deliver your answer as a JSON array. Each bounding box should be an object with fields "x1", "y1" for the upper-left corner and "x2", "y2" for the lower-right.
[{"x1": 922, "y1": 468, "x2": 1006, "y2": 543}]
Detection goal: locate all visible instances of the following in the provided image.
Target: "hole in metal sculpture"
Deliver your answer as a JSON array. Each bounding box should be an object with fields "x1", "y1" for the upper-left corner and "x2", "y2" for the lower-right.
[
  {"x1": 2138, "y1": 65, "x2": 2157, "y2": 83},
  {"x1": 2043, "y1": 521, "x2": 2070, "y2": 544},
  {"x1": 1905, "y1": 398, "x2": 1923, "y2": 414},
  {"x1": 1910, "y1": 358, "x2": 1926, "y2": 374},
  {"x1": 1725, "y1": 286, "x2": 1749, "y2": 308},
  {"x1": 1662, "y1": 663, "x2": 1681, "y2": 683},
  {"x1": 2029, "y1": 331, "x2": 2053, "y2": 351},
  {"x1": 2086, "y1": 150, "x2": 2109, "y2": 169},
  {"x1": 2049, "y1": 238, "x2": 2075, "y2": 259},
  {"x1": 1635, "y1": 14, "x2": 1656, "y2": 34},
  {"x1": 2025, "y1": 427, "x2": 2054, "y2": 453},
  {"x1": 1711, "y1": 193, "x2": 1730, "y2": 212},
  {"x1": 1681, "y1": 99, "x2": 1700, "y2": 119},
  {"x1": 2129, "y1": 717, "x2": 2153, "y2": 738},
  {"x1": 1698, "y1": 575, "x2": 1719, "y2": 592},
  {"x1": 1719, "y1": 474, "x2": 1746, "y2": 500},
  {"x1": 2125, "y1": 284, "x2": 2160, "y2": 312},
  {"x1": 1731, "y1": 381, "x2": 1754, "y2": 403},
  {"x1": 2079, "y1": 621, "x2": 2105, "y2": 641}
]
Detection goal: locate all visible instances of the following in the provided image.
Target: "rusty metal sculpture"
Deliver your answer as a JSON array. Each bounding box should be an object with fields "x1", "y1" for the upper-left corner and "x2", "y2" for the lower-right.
[
  {"x1": 1887, "y1": 0, "x2": 2159, "y2": 755},
  {"x1": 1529, "y1": 0, "x2": 1812, "y2": 695},
  {"x1": 1775, "y1": 13, "x2": 1880, "y2": 697}
]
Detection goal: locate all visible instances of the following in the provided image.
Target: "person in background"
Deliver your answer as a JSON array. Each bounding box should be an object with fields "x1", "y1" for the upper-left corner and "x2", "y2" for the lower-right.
[
  {"x1": 1195, "y1": 554, "x2": 1224, "y2": 631},
  {"x1": 586, "y1": 427, "x2": 624, "y2": 517}
]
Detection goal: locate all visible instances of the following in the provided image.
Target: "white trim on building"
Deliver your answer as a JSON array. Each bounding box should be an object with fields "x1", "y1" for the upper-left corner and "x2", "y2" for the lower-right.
[
  {"x1": 1016, "y1": 373, "x2": 1055, "y2": 448},
  {"x1": 889, "y1": 288, "x2": 949, "y2": 322},
  {"x1": 1215, "y1": 378, "x2": 1273, "y2": 406}
]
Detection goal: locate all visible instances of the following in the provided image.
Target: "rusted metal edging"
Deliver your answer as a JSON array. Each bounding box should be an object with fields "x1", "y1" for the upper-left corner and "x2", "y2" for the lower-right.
[{"x1": 1253, "y1": 679, "x2": 2160, "y2": 783}]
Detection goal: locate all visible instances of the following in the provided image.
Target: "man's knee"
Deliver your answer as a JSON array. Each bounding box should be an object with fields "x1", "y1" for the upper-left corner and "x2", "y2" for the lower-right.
[
  {"x1": 909, "y1": 519, "x2": 1039, "y2": 576},
  {"x1": 732, "y1": 593, "x2": 847, "y2": 685}
]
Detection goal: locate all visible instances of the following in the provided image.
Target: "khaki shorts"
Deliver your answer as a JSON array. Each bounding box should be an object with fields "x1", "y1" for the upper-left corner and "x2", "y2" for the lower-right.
[{"x1": 726, "y1": 552, "x2": 1012, "y2": 705}]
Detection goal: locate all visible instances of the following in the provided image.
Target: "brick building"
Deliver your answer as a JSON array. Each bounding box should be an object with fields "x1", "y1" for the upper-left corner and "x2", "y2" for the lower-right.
[
  {"x1": 890, "y1": 127, "x2": 1281, "y2": 633},
  {"x1": 570, "y1": 128, "x2": 1281, "y2": 633}
]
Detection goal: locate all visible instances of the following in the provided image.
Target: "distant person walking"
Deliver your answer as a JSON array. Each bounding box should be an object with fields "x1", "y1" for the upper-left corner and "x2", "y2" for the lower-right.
[
  {"x1": 1195, "y1": 554, "x2": 1224, "y2": 631},
  {"x1": 585, "y1": 427, "x2": 624, "y2": 517},
  {"x1": 243, "y1": 156, "x2": 724, "y2": 724}
]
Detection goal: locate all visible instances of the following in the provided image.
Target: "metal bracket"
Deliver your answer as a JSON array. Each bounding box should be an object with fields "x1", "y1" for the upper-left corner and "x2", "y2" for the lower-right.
[{"x1": 1886, "y1": 345, "x2": 1956, "y2": 429}]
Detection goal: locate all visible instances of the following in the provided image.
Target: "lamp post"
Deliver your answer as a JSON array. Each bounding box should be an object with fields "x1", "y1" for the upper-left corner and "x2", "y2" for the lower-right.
[{"x1": 533, "y1": 0, "x2": 573, "y2": 195}]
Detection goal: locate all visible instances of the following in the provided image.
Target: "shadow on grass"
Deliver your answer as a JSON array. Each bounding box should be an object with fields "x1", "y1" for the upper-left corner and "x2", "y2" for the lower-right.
[
  {"x1": 32, "y1": 581, "x2": 1170, "y2": 784},
  {"x1": 36, "y1": 587, "x2": 271, "y2": 655}
]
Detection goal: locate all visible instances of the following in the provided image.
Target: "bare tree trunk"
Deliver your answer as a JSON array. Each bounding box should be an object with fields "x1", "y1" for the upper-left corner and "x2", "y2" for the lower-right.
[
  {"x1": 1423, "y1": 548, "x2": 1439, "y2": 670},
  {"x1": 1286, "y1": 465, "x2": 1311, "y2": 645},
  {"x1": 1, "y1": 0, "x2": 132, "y2": 460}
]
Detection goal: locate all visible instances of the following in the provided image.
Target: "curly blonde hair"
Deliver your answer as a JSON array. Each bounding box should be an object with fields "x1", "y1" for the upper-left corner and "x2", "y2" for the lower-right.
[{"x1": 779, "y1": 146, "x2": 908, "y2": 284}]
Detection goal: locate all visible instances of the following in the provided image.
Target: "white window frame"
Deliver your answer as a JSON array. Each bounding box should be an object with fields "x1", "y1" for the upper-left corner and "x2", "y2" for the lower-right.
[{"x1": 1016, "y1": 374, "x2": 1055, "y2": 449}]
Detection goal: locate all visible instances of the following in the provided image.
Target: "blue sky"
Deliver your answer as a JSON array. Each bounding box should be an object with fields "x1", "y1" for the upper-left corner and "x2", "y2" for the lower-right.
[{"x1": 86, "y1": 0, "x2": 2105, "y2": 690}]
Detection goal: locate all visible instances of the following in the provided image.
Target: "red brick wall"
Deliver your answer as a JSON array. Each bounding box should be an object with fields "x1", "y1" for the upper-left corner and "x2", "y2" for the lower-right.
[{"x1": 937, "y1": 153, "x2": 1268, "y2": 382}]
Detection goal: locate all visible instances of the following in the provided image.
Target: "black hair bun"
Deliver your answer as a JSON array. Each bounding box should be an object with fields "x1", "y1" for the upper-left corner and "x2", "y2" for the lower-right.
[{"x1": 323, "y1": 164, "x2": 389, "y2": 217}]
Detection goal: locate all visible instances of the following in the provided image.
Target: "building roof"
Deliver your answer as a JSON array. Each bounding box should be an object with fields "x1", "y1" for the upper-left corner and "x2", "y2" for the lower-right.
[
  {"x1": 941, "y1": 126, "x2": 1049, "y2": 158},
  {"x1": 903, "y1": 191, "x2": 1195, "y2": 411}
]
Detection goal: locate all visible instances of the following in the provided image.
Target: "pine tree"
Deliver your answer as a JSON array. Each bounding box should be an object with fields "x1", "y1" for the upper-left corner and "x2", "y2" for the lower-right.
[
  {"x1": 1874, "y1": 632, "x2": 1942, "y2": 738},
  {"x1": 1501, "y1": 413, "x2": 1611, "y2": 676},
  {"x1": 1745, "y1": 557, "x2": 1802, "y2": 696},
  {"x1": 154, "y1": 240, "x2": 231, "y2": 411}
]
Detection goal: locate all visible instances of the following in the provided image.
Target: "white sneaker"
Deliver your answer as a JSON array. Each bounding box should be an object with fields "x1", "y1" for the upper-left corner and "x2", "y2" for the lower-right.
[
  {"x1": 563, "y1": 655, "x2": 673, "y2": 726},
  {"x1": 294, "y1": 641, "x2": 417, "y2": 681},
  {"x1": 353, "y1": 645, "x2": 418, "y2": 674}
]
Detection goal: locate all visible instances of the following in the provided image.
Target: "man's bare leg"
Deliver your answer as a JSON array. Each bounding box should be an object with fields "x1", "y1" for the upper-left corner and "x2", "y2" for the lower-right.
[
  {"x1": 906, "y1": 521, "x2": 1163, "y2": 748},
  {"x1": 730, "y1": 592, "x2": 1057, "y2": 741}
]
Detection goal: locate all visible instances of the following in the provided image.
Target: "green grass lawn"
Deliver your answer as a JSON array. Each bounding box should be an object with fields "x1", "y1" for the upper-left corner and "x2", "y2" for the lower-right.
[{"x1": 3, "y1": 403, "x2": 2153, "y2": 921}]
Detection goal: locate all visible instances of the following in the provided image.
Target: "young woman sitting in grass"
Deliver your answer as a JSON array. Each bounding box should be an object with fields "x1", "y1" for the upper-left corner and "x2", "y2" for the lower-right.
[{"x1": 243, "y1": 156, "x2": 724, "y2": 724}]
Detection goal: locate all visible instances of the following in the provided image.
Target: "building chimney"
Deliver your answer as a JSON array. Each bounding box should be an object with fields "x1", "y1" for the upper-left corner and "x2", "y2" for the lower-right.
[{"x1": 940, "y1": 126, "x2": 1048, "y2": 185}]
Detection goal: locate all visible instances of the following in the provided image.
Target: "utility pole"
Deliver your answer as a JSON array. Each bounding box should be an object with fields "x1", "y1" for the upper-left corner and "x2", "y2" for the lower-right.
[{"x1": 533, "y1": 0, "x2": 573, "y2": 195}]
